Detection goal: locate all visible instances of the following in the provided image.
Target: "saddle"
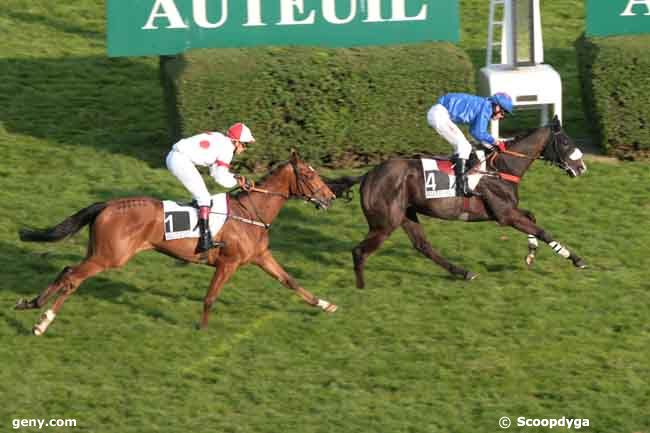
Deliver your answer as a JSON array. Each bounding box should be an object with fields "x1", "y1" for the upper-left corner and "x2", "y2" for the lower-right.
[
  {"x1": 419, "y1": 151, "x2": 486, "y2": 199},
  {"x1": 418, "y1": 151, "x2": 482, "y2": 175}
]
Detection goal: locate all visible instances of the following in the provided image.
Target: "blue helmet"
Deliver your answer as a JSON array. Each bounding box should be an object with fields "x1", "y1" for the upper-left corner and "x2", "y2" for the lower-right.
[{"x1": 490, "y1": 92, "x2": 514, "y2": 114}]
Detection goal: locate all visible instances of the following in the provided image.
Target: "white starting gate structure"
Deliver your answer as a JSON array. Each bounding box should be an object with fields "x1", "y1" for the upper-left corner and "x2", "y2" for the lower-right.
[{"x1": 479, "y1": 0, "x2": 562, "y2": 139}]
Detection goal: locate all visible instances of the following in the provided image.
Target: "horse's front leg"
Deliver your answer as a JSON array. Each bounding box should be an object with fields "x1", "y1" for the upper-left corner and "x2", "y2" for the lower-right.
[
  {"x1": 200, "y1": 261, "x2": 238, "y2": 329},
  {"x1": 254, "y1": 250, "x2": 337, "y2": 313},
  {"x1": 519, "y1": 209, "x2": 539, "y2": 267},
  {"x1": 501, "y1": 208, "x2": 586, "y2": 269}
]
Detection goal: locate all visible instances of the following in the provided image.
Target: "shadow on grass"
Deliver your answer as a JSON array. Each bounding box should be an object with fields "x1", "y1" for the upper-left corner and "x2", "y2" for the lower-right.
[
  {"x1": 1, "y1": 241, "x2": 184, "y2": 329},
  {"x1": 0, "y1": 56, "x2": 168, "y2": 168}
]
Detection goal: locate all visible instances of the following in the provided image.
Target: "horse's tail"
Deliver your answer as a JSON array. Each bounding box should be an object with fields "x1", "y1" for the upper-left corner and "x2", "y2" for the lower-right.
[
  {"x1": 19, "y1": 202, "x2": 108, "y2": 242},
  {"x1": 324, "y1": 175, "x2": 366, "y2": 202}
]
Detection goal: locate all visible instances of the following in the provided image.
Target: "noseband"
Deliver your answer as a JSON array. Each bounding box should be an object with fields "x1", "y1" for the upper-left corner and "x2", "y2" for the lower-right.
[{"x1": 288, "y1": 160, "x2": 330, "y2": 208}]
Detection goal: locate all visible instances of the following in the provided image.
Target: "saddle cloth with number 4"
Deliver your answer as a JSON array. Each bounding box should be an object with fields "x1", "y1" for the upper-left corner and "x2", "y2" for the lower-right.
[{"x1": 421, "y1": 151, "x2": 486, "y2": 199}]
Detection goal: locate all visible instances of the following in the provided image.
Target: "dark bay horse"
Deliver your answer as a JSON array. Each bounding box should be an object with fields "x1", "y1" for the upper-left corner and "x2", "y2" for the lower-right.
[
  {"x1": 327, "y1": 116, "x2": 588, "y2": 288},
  {"x1": 17, "y1": 152, "x2": 338, "y2": 335}
]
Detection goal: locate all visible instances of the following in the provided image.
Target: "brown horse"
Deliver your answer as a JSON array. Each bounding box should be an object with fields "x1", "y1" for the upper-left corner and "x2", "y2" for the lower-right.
[
  {"x1": 327, "y1": 116, "x2": 588, "y2": 288},
  {"x1": 16, "y1": 152, "x2": 338, "y2": 335}
]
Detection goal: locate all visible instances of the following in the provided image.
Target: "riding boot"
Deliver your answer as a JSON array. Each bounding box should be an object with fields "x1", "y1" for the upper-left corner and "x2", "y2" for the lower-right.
[
  {"x1": 454, "y1": 158, "x2": 471, "y2": 196},
  {"x1": 197, "y1": 206, "x2": 216, "y2": 253}
]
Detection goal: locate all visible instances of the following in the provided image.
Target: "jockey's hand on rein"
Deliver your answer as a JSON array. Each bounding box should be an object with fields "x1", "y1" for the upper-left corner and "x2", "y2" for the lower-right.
[
  {"x1": 235, "y1": 174, "x2": 253, "y2": 190},
  {"x1": 496, "y1": 141, "x2": 507, "y2": 152}
]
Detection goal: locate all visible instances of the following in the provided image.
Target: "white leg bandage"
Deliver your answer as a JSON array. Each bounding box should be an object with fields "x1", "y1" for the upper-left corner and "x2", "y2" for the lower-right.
[
  {"x1": 33, "y1": 309, "x2": 56, "y2": 336},
  {"x1": 549, "y1": 241, "x2": 570, "y2": 259},
  {"x1": 317, "y1": 299, "x2": 338, "y2": 313}
]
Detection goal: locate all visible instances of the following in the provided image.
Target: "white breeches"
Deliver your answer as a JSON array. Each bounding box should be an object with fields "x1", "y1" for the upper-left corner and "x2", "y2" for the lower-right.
[
  {"x1": 427, "y1": 104, "x2": 473, "y2": 159},
  {"x1": 166, "y1": 151, "x2": 212, "y2": 207}
]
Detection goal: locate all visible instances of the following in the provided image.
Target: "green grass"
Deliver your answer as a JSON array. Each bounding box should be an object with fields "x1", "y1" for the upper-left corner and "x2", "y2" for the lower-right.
[{"x1": 2, "y1": 1, "x2": 650, "y2": 433}]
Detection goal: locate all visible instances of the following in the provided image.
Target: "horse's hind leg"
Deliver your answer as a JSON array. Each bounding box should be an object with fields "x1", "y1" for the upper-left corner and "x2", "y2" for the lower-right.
[
  {"x1": 32, "y1": 258, "x2": 106, "y2": 336},
  {"x1": 401, "y1": 210, "x2": 476, "y2": 280},
  {"x1": 352, "y1": 227, "x2": 394, "y2": 289},
  {"x1": 15, "y1": 267, "x2": 73, "y2": 310}
]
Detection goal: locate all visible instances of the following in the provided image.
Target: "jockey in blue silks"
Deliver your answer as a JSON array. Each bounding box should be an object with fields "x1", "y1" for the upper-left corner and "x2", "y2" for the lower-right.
[{"x1": 427, "y1": 92, "x2": 513, "y2": 196}]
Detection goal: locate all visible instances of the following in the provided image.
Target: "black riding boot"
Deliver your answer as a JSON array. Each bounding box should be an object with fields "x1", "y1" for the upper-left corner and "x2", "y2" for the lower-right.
[
  {"x1": 197, "y1": 206, "x2": 215, "y2": 253},
  {"x1": 454, "y1": 158, "x2": 471, "y2": 196}
]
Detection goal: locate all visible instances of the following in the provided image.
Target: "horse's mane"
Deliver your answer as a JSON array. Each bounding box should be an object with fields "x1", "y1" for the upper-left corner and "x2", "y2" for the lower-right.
[
  {"x1": 230, "y1": 160, "x2": 289, "y2": 199},
  {"x1": 511, "y1": 127, "x2": 541, "y2": 143}
]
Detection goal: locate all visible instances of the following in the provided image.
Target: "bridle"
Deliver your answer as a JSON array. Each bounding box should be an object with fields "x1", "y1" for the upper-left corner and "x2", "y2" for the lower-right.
[
  {"x1": 288, "y1": 160, "x2": 331, "y2": 209},
  {"x1": 230, "y1": 161, "x2": 330, "y2": 229},
  {"x1": 484, "y1": 126, "x2": 578, "y2": 181}
]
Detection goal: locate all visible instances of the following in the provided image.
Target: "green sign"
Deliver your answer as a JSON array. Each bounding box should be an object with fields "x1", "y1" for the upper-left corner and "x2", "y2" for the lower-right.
[
  {"x1": 587, "y1": 0, "x2": 650, "y2": 36},
  {"x1": 107, "y1": 0, "x2": 459, "y2": 57}
]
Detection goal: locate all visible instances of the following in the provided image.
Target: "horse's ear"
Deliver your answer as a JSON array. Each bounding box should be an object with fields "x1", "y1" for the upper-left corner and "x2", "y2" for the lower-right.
[
  {"x1": 290, "y1": 148, "x2": 300, "y2": 162},
  {"x1": 551, "y1": 115, "x2": 562, "y2": 129}
]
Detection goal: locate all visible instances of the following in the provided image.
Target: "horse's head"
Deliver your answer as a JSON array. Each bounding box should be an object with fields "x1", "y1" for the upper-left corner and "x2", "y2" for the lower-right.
[
  {"x1": 288, "y1": 150, "x2": 336, "y2": 210},
  {"x1": 542, "y1": 116, "x2": 587, "y2": 177}
]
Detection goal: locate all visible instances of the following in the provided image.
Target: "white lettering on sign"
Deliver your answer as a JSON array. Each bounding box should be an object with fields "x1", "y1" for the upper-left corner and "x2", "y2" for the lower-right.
[
  {"x1": 323, "y1": 0, "x2": 357, "y2": 25},
  {"x1": 194, "y1": 0, "x2": 228, "y2": 28},
  {"x1": 244, "y1": 0, "x2": 266, "y2": 26},
  {"x1": 142, "y1": 0, "x2": 429, "y2": 30},
  {"x1": 142, "y1": 0, "x2": 187, "y2": 29},
  {"x1": 363, "y1": 0, "x2": 428, "y2": 22},
  {"x1": 620, "y1": 0, "x2": 650, "y2": 16},
  {"x1": 278, "y1": 0, "x2": 316, "y2": 25}
]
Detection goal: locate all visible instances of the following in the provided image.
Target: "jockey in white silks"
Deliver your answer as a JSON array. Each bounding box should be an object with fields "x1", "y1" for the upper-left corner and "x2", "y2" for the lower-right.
[
  {"x1": 427, "y1": 92, "x2": 513, "y2": 196},
  {"x1": 166, "y1": 123, "x2": 255, "y2": 252}
]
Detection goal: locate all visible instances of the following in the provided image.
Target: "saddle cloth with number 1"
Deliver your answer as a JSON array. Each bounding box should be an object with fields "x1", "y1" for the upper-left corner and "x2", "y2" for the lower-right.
[{"x1": 162, "y1": 193, "x2": 229, "y2": 241}]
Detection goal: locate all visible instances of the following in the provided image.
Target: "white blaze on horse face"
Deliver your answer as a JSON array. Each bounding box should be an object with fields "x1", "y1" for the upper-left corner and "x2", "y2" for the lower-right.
[{"x1": 569, "y1": 149, "x2": 583, "y2": 161}]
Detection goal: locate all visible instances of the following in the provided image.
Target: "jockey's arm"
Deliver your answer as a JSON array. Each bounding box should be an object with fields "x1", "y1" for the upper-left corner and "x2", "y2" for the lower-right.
[
  {"x1": 470, "y1": 110, "x2": 503, "y2": 151},
  {"x1": 210, "y1": 163, "x2": 238, "y2": 188}
]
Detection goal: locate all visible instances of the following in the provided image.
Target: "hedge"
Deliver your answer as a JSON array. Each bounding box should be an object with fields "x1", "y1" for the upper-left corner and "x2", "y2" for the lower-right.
[
  {"x1": 576, "y1": 34, "x2": 650, "y2": 159},
  {"x1": 161, "y1": 43, "x2": 475, "y2": 170}
]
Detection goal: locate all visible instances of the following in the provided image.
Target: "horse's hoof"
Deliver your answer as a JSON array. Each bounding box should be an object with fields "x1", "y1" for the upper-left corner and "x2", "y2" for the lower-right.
[
  {"x1": 464, "y1": 271, "x2": 478, "y2": 281},
  {"x1": 525, "y1": 254, "x2": 536, "y2": 267},
  {"x1": 573, "y1": 258, "x2": 587, "y2": 269},
  {"x1": 15, "y1": 298, "x2": 29, "y2": 310},
  {"x1": 32, "y1": 325, "x2": 44, "y2": 336}
]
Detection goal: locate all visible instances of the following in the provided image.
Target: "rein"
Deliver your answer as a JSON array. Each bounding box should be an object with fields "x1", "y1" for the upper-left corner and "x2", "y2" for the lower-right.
[
  {"x1": 480, "y1": 129, "x2": 564, "y2": 184},
  {"x1": 228, "y1": 161, "x2": 324, "y2": 229}
]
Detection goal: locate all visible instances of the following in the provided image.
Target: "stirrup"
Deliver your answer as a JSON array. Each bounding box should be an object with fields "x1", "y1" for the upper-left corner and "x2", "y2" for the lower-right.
[{"x1": 196, "y1": 236, "x2": 225, "y2": 253}]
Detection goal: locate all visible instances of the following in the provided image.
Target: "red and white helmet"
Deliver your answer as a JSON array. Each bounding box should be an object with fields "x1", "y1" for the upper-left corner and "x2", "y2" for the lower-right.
[{"x1": 227, "y1": 123, "x2": 255, "y2": 143}]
